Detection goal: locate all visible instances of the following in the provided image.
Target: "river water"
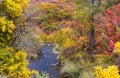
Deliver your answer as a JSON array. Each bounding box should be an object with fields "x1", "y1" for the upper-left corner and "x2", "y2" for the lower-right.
[{"x1": 28, "y1": 44, "x2": 60, "y2": 78}]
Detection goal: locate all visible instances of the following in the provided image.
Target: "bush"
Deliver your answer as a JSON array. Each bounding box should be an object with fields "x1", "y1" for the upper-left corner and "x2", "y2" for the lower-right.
[
  {"x1": 0, "y1": 17, "x2": 15, "y2": 44},
  {"x1": 114, "y1": 42, "x2": 120, "y2": 54},
  {"x1": 39, "y1": 28, "x2": 76, "y2": 51},
  {"x1": 0, "y1": 46, "x2": 36, "y2": 78},
  {"x1": 37, "y1": 1, "x2": 74, "y2": 33},
  {"x1": 0, "y1": 0, "x2": 30, "y2": 18},
  {"x1": 79, "y1": 70, "x2": 95, "y2": 78},
  {"x1": 94, "y1": 54, "x2": 114, "y2": 65},
  {"x1": 94, "y1": 4, "x2": 120, "y2": 53},
  {"x1": 94, "y1": 65, "x2": 120, "y2": 78},
  {"x1": 61, "y1": 62, "x2": 79, "y2": 78}
]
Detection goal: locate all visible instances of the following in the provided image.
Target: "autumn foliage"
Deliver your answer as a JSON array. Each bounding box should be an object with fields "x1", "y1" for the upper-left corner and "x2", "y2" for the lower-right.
[
  {"x1": 0, "y1": 0, "x2": 120, "y2": 78},
  {"x1": 94, "y1": 65, "x2": 120, "y2": 78},
  {"x1": 95, "y1": 3, "x2": 120, "y2": 53},
  {"x1": 0, "y1": 46, "x2": 36, "y2": 78},
  {"x1": 0, "y1": 0, "x2": 36, "y2": 78},
  {"x1": 0, "y1": 17, "x2": 15, "y2": 44}
]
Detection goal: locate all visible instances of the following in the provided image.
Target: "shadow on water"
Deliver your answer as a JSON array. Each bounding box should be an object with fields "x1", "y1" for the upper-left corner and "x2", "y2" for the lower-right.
[{"x1": 28, "y1": 44, "x2": 60, "y2": 78}]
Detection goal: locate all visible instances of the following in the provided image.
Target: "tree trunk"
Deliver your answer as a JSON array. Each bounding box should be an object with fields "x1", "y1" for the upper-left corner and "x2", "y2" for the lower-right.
[{"x1": 89, "y1": 0, "x2": 95, "y2": 54}]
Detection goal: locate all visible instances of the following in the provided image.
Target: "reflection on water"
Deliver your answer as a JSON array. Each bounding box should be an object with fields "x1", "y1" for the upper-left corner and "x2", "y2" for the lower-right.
[{"x1": 28, "y1": 44, "x2": 59, "y2": 78}]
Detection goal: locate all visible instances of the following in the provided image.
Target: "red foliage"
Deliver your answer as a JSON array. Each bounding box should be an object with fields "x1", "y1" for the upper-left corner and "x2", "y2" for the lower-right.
[
  {"x1": 107, "y1": 40, "x2": 115, "y2": 52},
  {"x1": 115, "y1": 32, "x2": 120, "y2": 40},
  {"x1": 95, "y1": 3, "x2": 120, "y2": 53},
  {"x1": 105, "y1": 8, "x2": 115, "y2": 16},
  {"x1": 103, "y1": 51, "x2": 111, "y2": 55}
]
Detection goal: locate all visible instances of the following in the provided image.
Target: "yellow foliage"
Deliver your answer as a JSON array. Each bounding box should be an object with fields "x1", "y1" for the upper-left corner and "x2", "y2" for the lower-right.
[
  {"x1": 40, "y1": 1, "x2": 73, "y2": 16},
  {"x1": 94, "y1": 65, "x2": 120, "y2": 78},
  {"x1": 114, "y1": 42, "x2": 120, "y2": 54},
  {"x1": 49, "y1": 28, "x2": 74, "y2": 43},
  {"x1": 39, "y1": 28, "x2": 76, "y2": 51},
  {"x1": 15, "y1": 50, "x2": 27, "y2": 60},
  {"x1": 48, "y1": 33, "x2": 56, "y2": 43},
  {"x1": 63, "y1": 38, "x2": 76, "y2": 49},
  {"x1": 40, "y1": 2, "x2": 59, "y2": 11},
  {"x1": 61, "y1": 28, "x2": 73, "y2": 34},
  {"x1": 39, "y1": 33, "x2": 49, "y2": 42},
  {"x1": 1, "y1": 0, "x2": 29, "y2": 18},
  {"x1": 13, "y1": 0, "x2": 30, "y2": 9},
  {"x1": 0, "y1": 47, "x2": 37, "y2": 78},
  {"x1": 0, "y1": 17, "x2": 15, "y2": 42},
  {"x1": 0, "y1": 17, "x2": 15, "y2": 33},
  {"x1": 5, "y1": 0, "x2": 22, "y2": 18}
]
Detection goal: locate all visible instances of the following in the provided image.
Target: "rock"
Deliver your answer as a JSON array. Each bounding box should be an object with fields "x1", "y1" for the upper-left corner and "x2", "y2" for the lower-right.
[
  {"x1": 51, "y1": 63, "x2": 63, "y2": 70},
  {"x1": 28, "y1": 53, "x2": 39, "y2": 60},
  {"x1": 0, "y1": 75, "x2": 7, "y2": 78},
  {"x1": 60, "y1": 73, "x2": 72, "y2": 78},
  {"x1": 61, "y1": 46, "x2": 76, "y2": 58}
]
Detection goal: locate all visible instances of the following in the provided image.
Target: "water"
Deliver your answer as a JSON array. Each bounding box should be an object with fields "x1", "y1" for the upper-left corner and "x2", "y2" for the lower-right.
[{"x1": 28, "y1": 44, "x2": 60, "y2": 78}]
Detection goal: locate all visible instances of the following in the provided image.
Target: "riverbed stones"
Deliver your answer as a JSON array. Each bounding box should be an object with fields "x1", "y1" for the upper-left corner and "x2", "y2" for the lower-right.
[
  {"x1": 28, "y1": 53, "x2": 39, "y2": 60},
  {"x1": 0, "y1": 75, "x2": 7, "y2": 78}
]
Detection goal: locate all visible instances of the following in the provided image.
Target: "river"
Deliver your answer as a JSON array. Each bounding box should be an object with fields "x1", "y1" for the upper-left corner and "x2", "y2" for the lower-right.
[{"x1": 28, "y1": 44, "x2": 60, "y2": 78}]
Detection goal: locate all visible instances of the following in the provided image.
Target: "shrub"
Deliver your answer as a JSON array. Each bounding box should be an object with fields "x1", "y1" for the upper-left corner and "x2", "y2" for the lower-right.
[
  {"x1": 4, "y1": 0, "x2": 22, "y2": 18},
  {"x1": 79, "y1": 70, "x2": 95, "y2": 78},
  {"x1": 0, "y1": 0, "x2": 30, "y2": 18},
  {"x1": 114, "y1": 41, "x2": 120, "y2": 54},
  {"x1": 94, "y1": 4, "x2": 120, "y2": 53},
  {"x1": 61, "y1": 62, "x2": 79, "y2": 78},
  {"x1": 39, "y1": 28, "x2": 76, "y2": 51},
  {"x1": 0, "y1": 46, "x2": 36, "y2": 78},
  {"x1": 0, "y1": 17, "x2": 15, "y2": 44},
  {"x1": 94, "y1": 65, "x2": 120, "y2": 78},
  {"x1": 37, "y1": 1, "x2": 74, "y2": 33},
  {"x1": 94, "y1": 54, "x2": 114, "y2": 65},
  {"x1": 60, "y1": 54, "x2": 95, "y2": 78}
]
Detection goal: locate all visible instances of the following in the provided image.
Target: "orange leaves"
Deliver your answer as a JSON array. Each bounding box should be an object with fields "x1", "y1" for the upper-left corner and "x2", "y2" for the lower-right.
[
  {"x1": 40, "y1": 2, "x2": 58, "y2": 11},
  {"x1": 38, "y1": 1, "x2": 75, "y2": 33}
]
